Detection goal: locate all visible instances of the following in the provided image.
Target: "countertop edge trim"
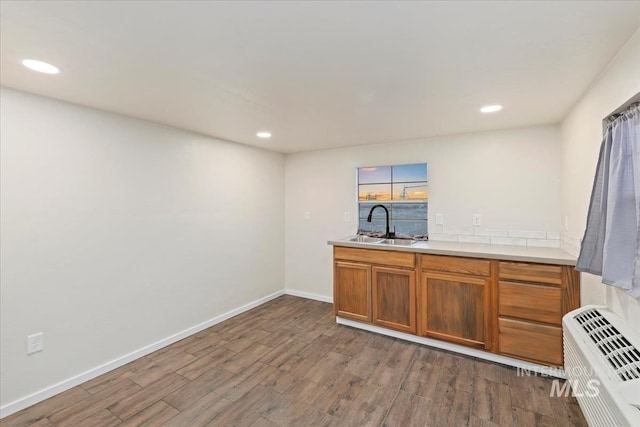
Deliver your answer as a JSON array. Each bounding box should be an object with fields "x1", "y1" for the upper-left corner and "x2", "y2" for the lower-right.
[{"x1": 328, "y1": 239, "x2": 577, "y2": 266}]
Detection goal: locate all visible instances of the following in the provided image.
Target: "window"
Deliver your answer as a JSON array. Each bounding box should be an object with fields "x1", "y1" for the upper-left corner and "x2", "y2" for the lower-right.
[{"x1": 357, "y1": 163, "x2": 428, "y2": 238}]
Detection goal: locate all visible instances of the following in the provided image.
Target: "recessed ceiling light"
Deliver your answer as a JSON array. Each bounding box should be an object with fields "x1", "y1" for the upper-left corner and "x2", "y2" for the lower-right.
[
  {"x1": 256, "y1": 131, "x2": 272, "y2": 139},
  {"x1": 22, "y1": 59, "x2": 60, "y2": 74},
  {"x1": 480, "y1": 105, "x2": 503, "y2": 113}
]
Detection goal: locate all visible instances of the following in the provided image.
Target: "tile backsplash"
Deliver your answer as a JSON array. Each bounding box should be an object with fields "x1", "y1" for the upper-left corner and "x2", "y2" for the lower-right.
[
  {"x1": 561, "y1": 233, "x2": 581, "y2": 256},
  {"x1": 429, "y1": 225, "x2": 561, "y2": 248}
]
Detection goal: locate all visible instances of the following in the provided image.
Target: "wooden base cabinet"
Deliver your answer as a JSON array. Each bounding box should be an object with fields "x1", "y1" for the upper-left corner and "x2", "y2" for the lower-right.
[
  {"x1": 332, "y1": 246, "x2": 580, "y2": 367},
  {"x1": 419, "y1": 255, "x2": 492, "y2": 349},
  {"x1": 496, "y1": 261, "x2": 580, "y2": 366},
  {"x1": 334, "y1": 247, "x2": 416, "y2": 333},
  {"x1": 372, "y1": 267, "x2": 416, "y2": 333}
]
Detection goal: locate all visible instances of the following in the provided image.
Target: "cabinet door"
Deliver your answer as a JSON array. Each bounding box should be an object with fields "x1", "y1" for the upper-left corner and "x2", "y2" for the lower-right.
[
  {"x1": 421, "y1": 272, "x2": 489, "y2": 349},
  {"x1": 372, "y1": 267, "x2": 416, "y2": 333},
  {"x1": 334, "y1": 261, "x2": 371, "y2": 322}
]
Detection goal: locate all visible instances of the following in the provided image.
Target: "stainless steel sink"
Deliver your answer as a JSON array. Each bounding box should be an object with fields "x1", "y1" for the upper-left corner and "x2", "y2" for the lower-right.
[
  {"x1": 381, "y1": 239, "x2": 417, "y2": 246},
  {"x1": 349, "y1": 235, "x2": 384, "y2": 243}
]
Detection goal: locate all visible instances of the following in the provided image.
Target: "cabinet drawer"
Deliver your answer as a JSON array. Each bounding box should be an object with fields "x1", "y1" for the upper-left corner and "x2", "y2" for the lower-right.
[
  {"x1": 499, "y1": 281, "x2": 562, "y2": 325},
  {"x1": 498, "y1": 318, "x2": 562, "y2": 365},
  {"x1": 421, "y1": 254, "x2": 490, "y2": 277},
  {"x1": 499, "y1": 262, "x2": 562, "y2": 285},
  {"x1": 334, "y1": 247, "x2": 415, "y2": 268}
]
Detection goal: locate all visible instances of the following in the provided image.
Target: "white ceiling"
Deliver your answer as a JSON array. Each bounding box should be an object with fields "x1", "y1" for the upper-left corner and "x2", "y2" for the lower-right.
[{"x1": 1, "y1": 1, "x2": 639, "y2": 153}]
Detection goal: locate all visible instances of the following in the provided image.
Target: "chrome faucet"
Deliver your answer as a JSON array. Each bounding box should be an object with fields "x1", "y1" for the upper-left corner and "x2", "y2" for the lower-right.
[{"x1": 366, "y1": 204, "x2": 395, "y2": 239}]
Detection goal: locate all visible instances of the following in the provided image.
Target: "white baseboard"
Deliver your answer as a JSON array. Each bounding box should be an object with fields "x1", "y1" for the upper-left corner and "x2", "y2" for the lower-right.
[
  {"x1": 284, "y1": 289, "x2": 333, "y2": 303},
  {"x1": 336, "y1": 317, "x2": 567, "y2": 379},
  {"x1": 0, "y1": 289, "x2": 285, "y2": 419}
]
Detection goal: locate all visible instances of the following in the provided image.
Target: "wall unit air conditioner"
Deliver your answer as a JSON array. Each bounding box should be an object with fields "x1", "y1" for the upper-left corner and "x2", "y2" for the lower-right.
[{"x1": 563, "y1": 305, "x2": 640, "y2": 426}]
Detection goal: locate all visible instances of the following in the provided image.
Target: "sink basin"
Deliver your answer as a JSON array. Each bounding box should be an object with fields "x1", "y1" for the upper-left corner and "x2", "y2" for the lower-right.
[
  {"x1": 381, "y1": 239, "x2": 417, "y2": 246},
  {"x1": 349, "y1": 235, "x2": 384, "y2": 243}
]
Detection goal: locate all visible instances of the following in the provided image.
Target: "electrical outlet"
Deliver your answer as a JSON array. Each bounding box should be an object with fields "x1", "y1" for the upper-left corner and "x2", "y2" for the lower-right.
[
  {"x1": 435, "y1": 213, "x2": 444, "y2": 225},
  {"x1": 472, "y1": 214, "x2": 482, "y2": 226},
  {"x1": 27, "y1": 332, "x2": 44, "y2": 355},
  {"x1": 304, "y1": 211, "x2": 311, "y2": 221},
  {"x1": 344, "y1": 211, "x2": 351, "y2": 222}
]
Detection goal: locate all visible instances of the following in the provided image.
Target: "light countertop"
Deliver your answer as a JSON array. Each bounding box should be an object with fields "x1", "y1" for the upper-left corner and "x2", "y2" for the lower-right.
[{"x1": 328, "y1": 236, "x2": 577, "y2": 266}]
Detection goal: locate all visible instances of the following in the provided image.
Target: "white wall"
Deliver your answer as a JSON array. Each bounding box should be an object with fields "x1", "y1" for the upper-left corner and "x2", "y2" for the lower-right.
[
  {"x1": 560, "y1": 29, "x2": 640, "y2": 329},
  {"x1": 0, "y1": 88, "x2": 285, "y2": 407},
  {"x1": 285, "y1": 125, "x2": 562, "y2": 298}
]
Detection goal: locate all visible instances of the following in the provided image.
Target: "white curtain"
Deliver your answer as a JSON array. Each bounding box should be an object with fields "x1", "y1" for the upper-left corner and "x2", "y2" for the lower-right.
[{"x1": 576, "y1": 103, "x2": 640, "y2": 299}]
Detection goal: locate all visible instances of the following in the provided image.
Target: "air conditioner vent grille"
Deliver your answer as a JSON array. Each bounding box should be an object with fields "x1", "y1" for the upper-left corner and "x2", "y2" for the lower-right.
[{"x1": 574, "y1": 308, "x2": 640, "y2": 381}]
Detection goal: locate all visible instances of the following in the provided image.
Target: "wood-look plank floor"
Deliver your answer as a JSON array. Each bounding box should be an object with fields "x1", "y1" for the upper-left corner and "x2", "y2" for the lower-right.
[{"x1": 2, "y1": 295, "x2": 588, "y2": 426}]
